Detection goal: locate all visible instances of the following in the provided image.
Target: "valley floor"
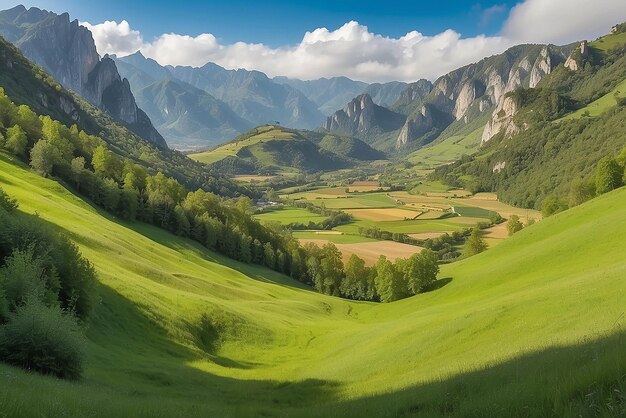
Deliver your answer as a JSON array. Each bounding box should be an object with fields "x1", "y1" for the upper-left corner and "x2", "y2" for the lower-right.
[{"x1": 0, "y1": 152, "x2": 624, "y2": 417}]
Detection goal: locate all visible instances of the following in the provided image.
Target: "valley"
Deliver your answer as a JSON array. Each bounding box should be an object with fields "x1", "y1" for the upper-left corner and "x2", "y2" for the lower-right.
[{"x1": 0, "y1": 4, "x2": 624, "y2": 418}]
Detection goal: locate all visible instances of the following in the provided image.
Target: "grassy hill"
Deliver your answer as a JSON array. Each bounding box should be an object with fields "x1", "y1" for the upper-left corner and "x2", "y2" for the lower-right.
[
  {"x1": 189, "y1": 125, "x2": 384, "y2": 174},
  {"x1": 0, "y1": 149, "x2": 624, "y2": 416}
]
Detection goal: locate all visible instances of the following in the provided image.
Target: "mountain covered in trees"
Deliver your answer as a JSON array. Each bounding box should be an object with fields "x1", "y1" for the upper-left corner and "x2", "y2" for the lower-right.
[
  {"x1": 431, "y1": 25, "x2": 626, "y2": 210},
  {"x1": 0, "y1": 5, "x2": 167, "y2": 149},
  {"x1": 194, "y1": 125, "x2": 385, "y2": 175}
]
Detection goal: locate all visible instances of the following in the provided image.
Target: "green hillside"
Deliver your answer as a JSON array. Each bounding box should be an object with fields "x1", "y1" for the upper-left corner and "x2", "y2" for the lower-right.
[
  {"x1": 0, "y1": 149, "x2": 624, "y2": 416},
  {"x1": 189, "y1": 125, "x2": 384, "y2": 174}
]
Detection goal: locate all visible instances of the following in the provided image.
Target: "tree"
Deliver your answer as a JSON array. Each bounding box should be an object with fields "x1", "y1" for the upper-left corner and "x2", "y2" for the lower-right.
[
  {"x1": 92, "y1": 145, "x2": 120, "y2": 180},
  {"x1": 595, "y1": 156, "x2": 623, "y2": 195},
  {"x1": 541, "y1": 196, "x2": 567, "y2": 217},
  {"x1": 101, "y1": 178, "x2": 120, "y2": 212},
  {"x1": 30, "y1": 140, "x2": 60, "y2": 177},
  {"x1": 240, "y1": 234, "x2": 252, "y2": 263},
  {"x1": 70, "y1": 157, "x2": 86, "y2": 190},
  {"x1": 341, "y1": 254, "x2": 370, "y2": 300},
  {"x1": 405, "y1": 249, "x2": 439, "y2": 295},
  {"x1": 374, "y1": 255, "x2": 407, "y2": 303},
  {"x1": 463, "y1": 228, "x2": 487, "y2": 257},
  {"x1": 119, "y1": 187, "x2": 139, "y2": 220},
  {"x1": 318, "y1": 243, "x2": 343, "y2": 296},
  {"x1": 266, "y1": 188, "x2": 279, "y2": 202},
  {"x1": 4, "y1": 125, "x2": 28, "y2": 156},
  {"x1": 263, "y1": 242, "x2": 276, "y2": 269},
  {"x1": 568, "y1": 178, "x2": 595, "y2": 207},
  {"x1": 507, "y1": 215, "x2": 524, "y2": 236},
  {"x1": 15, "y1": 105, "x2": 42, "y2": 144}
]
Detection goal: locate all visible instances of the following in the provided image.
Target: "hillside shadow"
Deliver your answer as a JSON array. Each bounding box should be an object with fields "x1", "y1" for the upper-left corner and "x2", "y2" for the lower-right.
[
  {"x1": 307, "y1": 330, "x2": 626, "y2": 417},
  {"x1": 87, "y1": 283, "x2": 340, "y2": 411},
  {"x1": 422, "y1": 277, "x2": 453, "y2": 293}
]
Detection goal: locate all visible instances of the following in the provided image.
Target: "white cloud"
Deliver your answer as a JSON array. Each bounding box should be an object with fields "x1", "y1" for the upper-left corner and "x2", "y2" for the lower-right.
[
  {"x1": 82, "y1": 0, "x2": 626, "y2": 83},
  {"x1": 81, "y1": 20, "x2": 143, "y2": 57},
  {"x1": 503, "y1": 0, "x2": 626, "y2": 44}
]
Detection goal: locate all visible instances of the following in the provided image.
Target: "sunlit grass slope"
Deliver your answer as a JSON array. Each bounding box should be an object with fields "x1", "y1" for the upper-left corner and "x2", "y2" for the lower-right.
[{"x1": 0, "y1": 151, "x2": 624, "y2": 417}]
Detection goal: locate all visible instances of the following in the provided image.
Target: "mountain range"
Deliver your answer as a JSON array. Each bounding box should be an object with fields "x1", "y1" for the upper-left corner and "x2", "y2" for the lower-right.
[{"x1": 0, "y1": 5, "x2": 167, "y2": 149}]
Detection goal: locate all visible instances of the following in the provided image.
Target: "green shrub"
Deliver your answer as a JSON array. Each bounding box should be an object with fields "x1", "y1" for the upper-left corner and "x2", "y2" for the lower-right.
[
  {"x1": 0, "y1": 297, "x2": 85, "y2": 379},
  {"x1": 0, "y1": 248, "x2": 59, "y2": 314},
  {"x1": 0, "y1": 186, "x2": 18, "y2": 212}
]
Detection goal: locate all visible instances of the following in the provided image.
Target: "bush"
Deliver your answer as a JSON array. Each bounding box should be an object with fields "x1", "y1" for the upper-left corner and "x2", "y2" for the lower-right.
[
  {"x1": 0, "y1": 186, "x2": 18, "y2": 212},
  {"x1": 0, "y1": 298, "x2": 86, "y2": 379}
]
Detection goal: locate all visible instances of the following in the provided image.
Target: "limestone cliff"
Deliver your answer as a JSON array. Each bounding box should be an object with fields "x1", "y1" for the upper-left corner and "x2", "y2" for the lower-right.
[{"x1": 0, "y1": 5, "x2": 167, "y2": 149}]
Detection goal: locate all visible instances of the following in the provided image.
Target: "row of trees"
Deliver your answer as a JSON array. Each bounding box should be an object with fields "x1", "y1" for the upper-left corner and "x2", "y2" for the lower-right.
[
  {"x1": 0, "y1": 187, "x2": 95, "y2": 380},
  {"x1": 0, "y1": 90, "x2": 441, "y2": 303},
  {"x1": 304, "y1": 243, "x2": 440, "y2": 302}
]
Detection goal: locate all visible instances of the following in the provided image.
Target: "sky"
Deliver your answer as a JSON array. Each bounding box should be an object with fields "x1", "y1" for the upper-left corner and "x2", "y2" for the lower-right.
[{"x1": 3, "y1": 0, "x2": 626, "y2": 82}]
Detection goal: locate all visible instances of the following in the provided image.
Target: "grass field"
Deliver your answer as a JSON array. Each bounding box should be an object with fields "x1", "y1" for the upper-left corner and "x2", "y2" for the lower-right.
[
  {"x1": 254, "y1": 207, "x2": 328, "y2": 224},
  {"x1": 189, "y1": 126, "x2": 296, "y2": 164},
  {"x1": 0, "y1": 152, "x2": 624, "y2": 417},
  {"x1": 559, "y1": 78, "x2": 626, "y2": 121},
  {"x1": 408, "y1": 125, "x2": 485, "y2": 167}
]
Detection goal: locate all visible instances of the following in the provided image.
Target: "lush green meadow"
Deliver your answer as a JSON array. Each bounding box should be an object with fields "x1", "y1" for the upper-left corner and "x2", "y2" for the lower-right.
[
  {"x1": 254, "y1": 207, "x2": 328, "y2": 224},
  {"x1": 0, "y1": 153, "x2": 624, "y2": 417}
]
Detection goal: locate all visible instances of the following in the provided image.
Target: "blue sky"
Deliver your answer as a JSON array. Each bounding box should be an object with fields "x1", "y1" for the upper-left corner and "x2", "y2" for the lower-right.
[
  {"x1": 7, "y1": 0, "x2": 515, "y2": 46},
  {"x1": 2, "y1": 0, "x2": 624, "y2": 82}
]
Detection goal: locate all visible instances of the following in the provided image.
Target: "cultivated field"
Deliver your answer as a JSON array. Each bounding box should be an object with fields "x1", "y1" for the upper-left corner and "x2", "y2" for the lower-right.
[
  {"x1": 299, "y1": 238, "x2": 423, "y2": 265},
  {"x1": 345, "y1": 208, "x2": 422, "y2": 221}
]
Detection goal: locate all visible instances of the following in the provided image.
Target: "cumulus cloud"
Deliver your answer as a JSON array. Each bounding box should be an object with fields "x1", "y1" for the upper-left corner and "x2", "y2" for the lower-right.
[
  {"x1": 503, "y1": 0, "x2": 626, "y2": 44},
  {"x1": 82, "y1": 0, "x2": 626, "y2": 83},
  {"x1": 81, "y1": 20, "x2": 143, "y2": 57}
]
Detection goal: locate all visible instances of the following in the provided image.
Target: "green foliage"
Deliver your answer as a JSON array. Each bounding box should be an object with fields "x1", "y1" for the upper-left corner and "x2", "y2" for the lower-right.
[
  {"x1": 0, "y1": 248, "x2": 59, "y2": 317},
  {"x1": 341, "y1": 255, "x2": 374, "y2": 301},
  {"x1": 595, "y1": 156, "x2": 623, "y2": 194},
  {"x1": 374, "y1": 256, "x2": 408, "y2": 303},
  {"x1": 403, "y1": 249, "x2": 440, "y2": 294},
  {"x1": 541, "y1": 196, "x2": 568, "y2": 217},
  {"x1": 4, "y1": 125, "x2": 28, "y2": 156},
  {"x1": 568, "y1": 178, "x2": 596, "y2": 207},
  {"x1": 0, "y1": 186, "x2": 18, "y2": 212},
  {"x1": 463, "y1": 228, "x2": 487, "y2": 257},
  {"x1": 30, "y1": 139, "x2": 60, "y2": 176},
  {"x1": 507, "y1": 215, "x2": 524, "y2": 236},
  {"x1": 0, "y1": 298, "x2": 85, "y2": 380}
]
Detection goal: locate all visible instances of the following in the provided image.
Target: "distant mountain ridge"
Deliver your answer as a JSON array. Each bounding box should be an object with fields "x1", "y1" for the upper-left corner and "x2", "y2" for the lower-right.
[
  {"x1": 323, "y1": 44, "x2": 574, "y2": 153},
  {"x1": 0, "y1": 5, "x2": 167, "y2": 149}
]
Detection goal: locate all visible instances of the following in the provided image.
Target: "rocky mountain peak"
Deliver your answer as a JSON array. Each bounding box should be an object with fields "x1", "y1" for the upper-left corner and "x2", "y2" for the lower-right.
[{"x1": 0, "y1": 6, "x2": 167, "y2": 149}]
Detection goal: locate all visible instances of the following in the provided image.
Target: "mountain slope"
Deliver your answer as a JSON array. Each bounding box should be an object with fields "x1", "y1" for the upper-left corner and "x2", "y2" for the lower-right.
[
  {"x1": 431, "y1": 26, "x2": 626, "y2": 209},
  {"x1": 0, "y1": 34, "x2": 247, "y2": 196},
  {"x1": 134, "y1": 79, "x2": 252, "y2": 149},
  {"x1": 0, "y1": 148, "x2": 624, "y2": 416},
  {"x1": 189, "y1": 125, "x2": 383, "y2": 174},
  {"x1": 0, "y1": 5, "x2": 167, "y2": 149},
  {"x1": 322, "y1": 94, "x2": 406, "y2": 142}
]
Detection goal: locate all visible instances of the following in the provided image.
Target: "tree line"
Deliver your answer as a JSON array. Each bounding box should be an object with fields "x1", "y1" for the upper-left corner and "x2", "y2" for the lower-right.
[{"x1": 0, "y1": 88, "x2": 441, "y2": 304}]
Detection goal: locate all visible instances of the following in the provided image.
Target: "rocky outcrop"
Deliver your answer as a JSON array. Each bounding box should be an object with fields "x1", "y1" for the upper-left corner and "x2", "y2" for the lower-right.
[
  {"x1": 481, "y1": 95, "x2": 521, "y2": 143},
  {"x1": 387, "y1": 44, "x2": 572, "y2": 149},
  {"x1": 564, "y1": 41, "x2": 589, "y2": 71},
  {"x1": 529, "y1": 47, "x2": 552, "y2": 88},
  {"x1": 323, "y1": 93, "x2": 405, "y2": 141},
  {"x1": 0, "y1": 5, "x2": 167, "y2": 149}
]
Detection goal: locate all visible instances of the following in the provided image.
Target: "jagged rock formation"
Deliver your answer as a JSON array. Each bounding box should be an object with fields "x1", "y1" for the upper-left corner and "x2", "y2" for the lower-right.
[
  {"x1": 564, "y1": 41, "x2": 589, "y2": 71},
  {"x1": 481, "y1": 96, "x2": 521, "y2": 143},
  {"x1": 0, "y1": 5, "x2": 167, "y2": 148},
  {"x1": 322, "y1": 93, "x2": 405, "y2": 140}
]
